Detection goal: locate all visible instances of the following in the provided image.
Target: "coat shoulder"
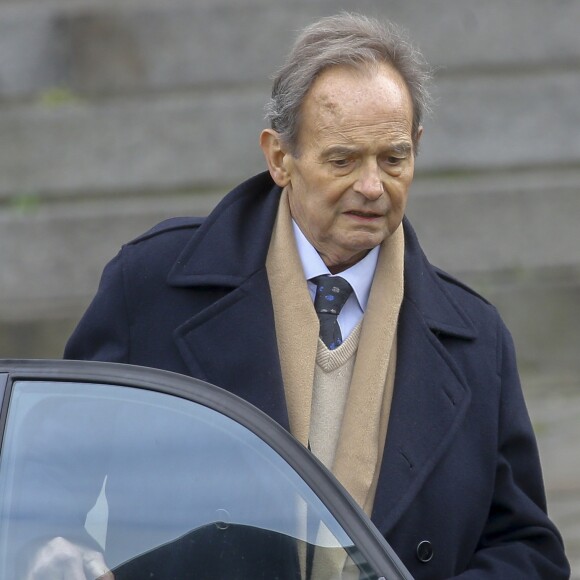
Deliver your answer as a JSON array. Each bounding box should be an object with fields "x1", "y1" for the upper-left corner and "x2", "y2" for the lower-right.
[
  {"x1": 126, "y1": 217, "x2": 205, "y2": 247},
  {"x1": 122, "y1": 216, "x2": 205, "y2": 261},
  {"x1": 427, "y1": 264, "x2": 502, "y2": 339},
  {"x1": 114, "y1": 217, "x2": 206, "y2": 282},
  {"x1": 433, "y1": 266, "x2": 494, "y2": 310}
]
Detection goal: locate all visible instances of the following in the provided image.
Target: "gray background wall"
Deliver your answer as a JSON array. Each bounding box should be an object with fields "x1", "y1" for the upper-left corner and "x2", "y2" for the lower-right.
[{"x1": 1, "y1": 0, "x2": 579, "y2": 573}]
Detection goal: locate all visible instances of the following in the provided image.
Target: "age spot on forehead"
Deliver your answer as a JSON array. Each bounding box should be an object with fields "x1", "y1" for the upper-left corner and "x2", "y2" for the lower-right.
[{"x1": 315, "y1": 91, "x2": 341, "y2": 114}]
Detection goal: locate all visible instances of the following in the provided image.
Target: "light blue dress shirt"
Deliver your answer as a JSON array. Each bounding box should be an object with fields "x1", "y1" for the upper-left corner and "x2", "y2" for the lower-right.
[{"x1": 292, "y1": 220, "x2": 380, "y2": 340}]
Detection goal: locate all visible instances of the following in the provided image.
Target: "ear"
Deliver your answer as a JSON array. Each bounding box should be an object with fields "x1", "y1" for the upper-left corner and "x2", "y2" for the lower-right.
[
  {"x1": 260, "y1": 129, "x2": 292, "y2": 187},
  {"x1": 414, "y1": 125, "x2": 424, "y2": 154},
  {"x1": 416, "y1": 125, "x2": 424, "y2": 142}
]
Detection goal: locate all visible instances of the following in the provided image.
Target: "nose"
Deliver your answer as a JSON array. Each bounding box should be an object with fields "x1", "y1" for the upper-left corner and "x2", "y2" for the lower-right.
[{"x1": 353, "y1": 161, "x2": 384, "y2": 200}]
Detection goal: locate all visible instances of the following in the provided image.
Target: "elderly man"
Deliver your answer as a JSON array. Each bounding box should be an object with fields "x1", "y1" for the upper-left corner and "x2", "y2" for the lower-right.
[{"x1": 47, "y1": 12, "x2": 569, "y2": 580}]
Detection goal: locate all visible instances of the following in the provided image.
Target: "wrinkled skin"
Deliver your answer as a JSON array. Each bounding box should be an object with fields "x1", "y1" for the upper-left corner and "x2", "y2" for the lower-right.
[{"x1": 261, "y1": 63, "x2": 421, "y2": 273}]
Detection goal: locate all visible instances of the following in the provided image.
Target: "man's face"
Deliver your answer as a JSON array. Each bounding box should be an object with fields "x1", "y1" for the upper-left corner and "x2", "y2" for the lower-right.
[{"x1": 281, "y1": 64, "x2": 417, "y2": 273}]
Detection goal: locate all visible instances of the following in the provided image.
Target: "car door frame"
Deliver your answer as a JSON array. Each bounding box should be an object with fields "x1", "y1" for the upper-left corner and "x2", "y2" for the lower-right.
[{"x1": 0, "y1": 358, "x2": 413, "y2": 580}]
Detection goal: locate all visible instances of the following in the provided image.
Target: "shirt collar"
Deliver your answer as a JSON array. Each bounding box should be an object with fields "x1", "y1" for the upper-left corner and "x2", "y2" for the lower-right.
[{"x1": 292, "y1": 220, "x2": 379, "y2": 311}]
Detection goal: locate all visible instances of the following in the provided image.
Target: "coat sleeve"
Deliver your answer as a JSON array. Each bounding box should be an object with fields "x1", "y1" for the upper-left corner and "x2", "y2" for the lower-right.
[
  {"x1": 450, "y1": 323, "x2": 570, "y2": 579},
  {"x1": 64, "y1": 249, "x2": 131, "y2": 363}
]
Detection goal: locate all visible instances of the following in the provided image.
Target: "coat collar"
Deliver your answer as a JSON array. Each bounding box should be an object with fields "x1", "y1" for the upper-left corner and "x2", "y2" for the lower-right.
[
  {"x1": 167, "y1": 171, "x2": 281, "y2": 288},
  {"x1": 401, "y1": 219, "x2": 478, "y2": 341},
  {"x1": 167, "y1": 172, "x2": 290, "y2": 428}
]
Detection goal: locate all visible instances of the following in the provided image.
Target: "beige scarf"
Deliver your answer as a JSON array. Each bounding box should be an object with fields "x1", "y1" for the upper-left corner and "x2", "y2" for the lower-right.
[{"x1": 266, "y1": 189, "x2": 404, "y2": 514}]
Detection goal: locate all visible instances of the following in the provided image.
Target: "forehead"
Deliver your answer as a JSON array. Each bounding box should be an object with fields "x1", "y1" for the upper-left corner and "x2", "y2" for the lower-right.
[{"x1": 298, "y1": 64, "x2": 413, "y2": 147}]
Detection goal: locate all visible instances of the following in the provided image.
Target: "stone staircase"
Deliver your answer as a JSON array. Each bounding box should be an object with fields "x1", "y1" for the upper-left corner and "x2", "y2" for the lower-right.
[{"x1": 1, "y1": 0, "x2": 579, "y2": 571}]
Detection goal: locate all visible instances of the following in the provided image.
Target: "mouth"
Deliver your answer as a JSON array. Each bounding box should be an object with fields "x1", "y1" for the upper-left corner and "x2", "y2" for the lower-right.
[{"x1": 345, "y1": 210, "x2": 384, "y2": 220}]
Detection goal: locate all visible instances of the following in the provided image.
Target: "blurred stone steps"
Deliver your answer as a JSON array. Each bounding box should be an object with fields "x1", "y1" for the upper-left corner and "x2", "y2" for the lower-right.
[
  {"x1": 2, "y1": 69, "x2": 580, "y2": 199},
  {"x1": 407, "y1": 168, "x2": 580, "y2": 273},
  {"x1": 1, "y1": 0, "x2": 580, "y2": 99},
  {"x1": 524, "y1": 372, "x2": 580, "y2": 577},
  {"x1": 1, "y1": 0, "x2": 578, "y2": 574}
]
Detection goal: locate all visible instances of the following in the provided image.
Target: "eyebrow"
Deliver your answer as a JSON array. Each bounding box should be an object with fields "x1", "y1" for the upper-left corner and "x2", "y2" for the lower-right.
[
  {"x1": 321, "y1": 142, "x2": 413, "y2": 159},
  {"x1": 389, "y1": 142, "x2": 413, "y2": 156},
  {"x1": 320, "y1": 145, "x2": 359, "y2": 159}
]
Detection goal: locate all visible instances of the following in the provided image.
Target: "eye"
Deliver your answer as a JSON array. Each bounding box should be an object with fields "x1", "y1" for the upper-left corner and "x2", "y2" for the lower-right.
[
  {"x1": 385, "y1": 156, "x2": 404, "y2": 165},
  {"x1": 330, "y1": 158, "x2": 353, "y2": 168}
]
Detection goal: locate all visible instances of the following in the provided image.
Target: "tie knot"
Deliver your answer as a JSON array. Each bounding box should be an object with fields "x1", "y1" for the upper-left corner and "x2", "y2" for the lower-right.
[{"x1": 312, "y1": 275, "x2": 353, "y2": 316}]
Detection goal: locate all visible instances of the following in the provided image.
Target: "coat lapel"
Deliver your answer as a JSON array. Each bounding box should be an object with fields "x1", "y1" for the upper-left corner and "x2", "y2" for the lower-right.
[
  {"x1": 371, "y1": 220, "x2": 478, "y2": 534},
  {"x1": 167, "y1": 173, "x2": 290, "y2": 429}
]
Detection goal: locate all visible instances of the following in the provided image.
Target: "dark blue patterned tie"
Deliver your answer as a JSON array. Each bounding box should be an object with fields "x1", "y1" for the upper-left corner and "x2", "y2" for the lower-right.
[{"x1": 312, "y1": 275, "x2": 353, "y2": 350}]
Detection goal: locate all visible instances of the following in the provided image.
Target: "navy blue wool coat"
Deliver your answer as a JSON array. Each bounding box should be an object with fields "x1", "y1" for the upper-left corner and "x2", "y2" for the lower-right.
[{"x1": 66, "y1": 172, "x2": 569, "y2": 579}]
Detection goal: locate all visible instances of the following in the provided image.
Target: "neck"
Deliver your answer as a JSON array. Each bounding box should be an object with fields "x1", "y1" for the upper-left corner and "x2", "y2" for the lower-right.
[{"x1": 324, "y1": 250, "x2": 370, "y2": 274}]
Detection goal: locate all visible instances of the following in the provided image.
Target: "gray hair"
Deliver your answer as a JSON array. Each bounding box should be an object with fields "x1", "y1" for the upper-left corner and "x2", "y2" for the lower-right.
[{"x1": 264, "y1": 12, "x2": 432, "y2": 155}]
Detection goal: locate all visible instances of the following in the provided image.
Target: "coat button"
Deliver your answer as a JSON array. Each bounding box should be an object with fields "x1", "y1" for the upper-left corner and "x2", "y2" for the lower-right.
[{"x1": 416, "y1": 540, "x2": 434, "y2": 563}]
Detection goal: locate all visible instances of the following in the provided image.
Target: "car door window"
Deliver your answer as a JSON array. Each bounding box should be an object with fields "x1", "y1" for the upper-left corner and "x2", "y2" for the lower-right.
[{"x1": 0, "y1": 375, "x2": 403, "y2": 579}]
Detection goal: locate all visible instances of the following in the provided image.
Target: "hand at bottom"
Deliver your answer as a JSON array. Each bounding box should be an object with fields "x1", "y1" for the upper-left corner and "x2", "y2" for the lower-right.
[{"x1": 25, "y1": 536, "x2": 114, "y2": 580}]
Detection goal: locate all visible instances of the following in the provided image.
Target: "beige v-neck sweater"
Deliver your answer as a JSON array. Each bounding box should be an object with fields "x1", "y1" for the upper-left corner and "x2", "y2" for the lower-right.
[
  {"x1": 266, "y1": 189, "x2": 404, "y2": 515},
  {"x1": 310, "y1": 322, "x2": 362, "y2": 470}
]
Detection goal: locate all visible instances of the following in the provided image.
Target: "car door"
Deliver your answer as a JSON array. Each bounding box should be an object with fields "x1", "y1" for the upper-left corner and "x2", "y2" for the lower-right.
[{"x1": 0, "y1": 359, "x2": 413, "y2": 580}]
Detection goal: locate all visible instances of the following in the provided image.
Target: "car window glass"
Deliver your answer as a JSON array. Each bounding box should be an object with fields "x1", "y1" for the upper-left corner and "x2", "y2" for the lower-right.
[{"x1": 0, "y1": 380, "x2": 385, "y2": 579}]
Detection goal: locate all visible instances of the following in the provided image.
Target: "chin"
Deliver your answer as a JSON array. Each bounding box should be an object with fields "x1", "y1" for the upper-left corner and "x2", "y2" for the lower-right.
[{"x1": 348, "y1": 234, "x2": 388, "y2": 251}]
